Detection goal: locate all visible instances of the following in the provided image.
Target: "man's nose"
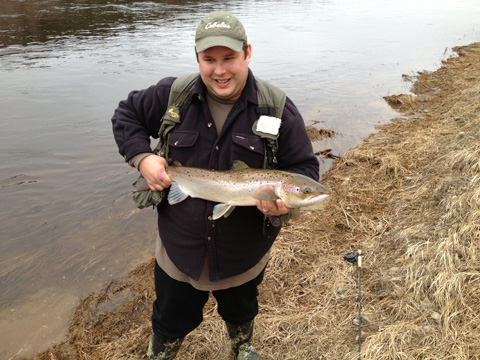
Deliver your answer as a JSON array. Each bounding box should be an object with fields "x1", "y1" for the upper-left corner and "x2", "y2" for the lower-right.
[{"x1": 214, "y1": 61, "x2": 226, "y2": 75}]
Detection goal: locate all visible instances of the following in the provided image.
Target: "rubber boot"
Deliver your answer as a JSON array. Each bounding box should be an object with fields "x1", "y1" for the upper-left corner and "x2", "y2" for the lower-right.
[
  {"x1": 147, "y1": 332, "x2": 184, "y2": 360},
  {"x1": 225, "y1": 320, "x2": 263, "y2": 360}
]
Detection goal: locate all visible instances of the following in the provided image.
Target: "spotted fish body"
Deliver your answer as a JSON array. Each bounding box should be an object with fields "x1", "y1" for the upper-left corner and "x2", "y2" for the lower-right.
[{"x1": 165, "y1": 161, "x2": 330, "y2": 220}]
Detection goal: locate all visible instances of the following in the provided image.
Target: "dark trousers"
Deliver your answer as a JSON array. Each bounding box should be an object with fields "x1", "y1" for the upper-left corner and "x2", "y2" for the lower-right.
[{"x1": 152, "y1": 261, "x2": 265, "y2": 339}]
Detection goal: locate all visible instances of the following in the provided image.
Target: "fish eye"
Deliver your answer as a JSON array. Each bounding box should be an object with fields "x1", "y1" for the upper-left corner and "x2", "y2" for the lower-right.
[{"x1": 303, "y1": 187, "x2": 313, "y2": 194}]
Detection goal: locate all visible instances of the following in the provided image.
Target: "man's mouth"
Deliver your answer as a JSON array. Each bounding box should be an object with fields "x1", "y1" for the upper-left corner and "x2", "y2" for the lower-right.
[{"x1": 216, "y1": 79, "x2": 230, "y2": 84}]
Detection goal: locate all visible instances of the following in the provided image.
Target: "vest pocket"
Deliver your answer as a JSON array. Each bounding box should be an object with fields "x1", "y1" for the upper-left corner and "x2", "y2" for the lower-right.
[
  {"x1": 231, "y1": 133, "x2": 265, "y2": 168},
  {"x1": 168, "y1": 131, "x2": 198, "y2": 165}
]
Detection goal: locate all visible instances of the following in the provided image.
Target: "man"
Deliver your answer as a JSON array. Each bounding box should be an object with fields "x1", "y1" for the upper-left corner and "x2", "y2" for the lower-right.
[{"x1": 112, "y1": 10, "x2": 319, "y2": 360}]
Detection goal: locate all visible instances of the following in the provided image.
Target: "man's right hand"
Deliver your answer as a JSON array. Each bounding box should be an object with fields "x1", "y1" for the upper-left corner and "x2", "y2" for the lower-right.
[{"x1": 138, "y1": 155, "x2": 172, "y2": 191}]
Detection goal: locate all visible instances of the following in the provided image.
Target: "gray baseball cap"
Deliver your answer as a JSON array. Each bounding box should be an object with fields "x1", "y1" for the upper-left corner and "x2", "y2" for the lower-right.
[{"x1": 195, "y1": 11, "x2": 248, "y2": 53}]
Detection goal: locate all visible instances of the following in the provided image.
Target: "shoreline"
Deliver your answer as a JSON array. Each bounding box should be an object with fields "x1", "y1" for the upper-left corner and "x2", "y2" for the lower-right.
[{"x1": 22, "y1": 42, "x2": 480, "y2": 360}]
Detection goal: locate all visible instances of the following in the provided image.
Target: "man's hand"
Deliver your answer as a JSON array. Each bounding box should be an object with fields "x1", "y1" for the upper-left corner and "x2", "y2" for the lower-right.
[
  {"x1": 256, "y1": 199, "x2": 289, "y2": 216},
  {"x1": 138, "y1": 155, "x2": 172, "y2": 191}
]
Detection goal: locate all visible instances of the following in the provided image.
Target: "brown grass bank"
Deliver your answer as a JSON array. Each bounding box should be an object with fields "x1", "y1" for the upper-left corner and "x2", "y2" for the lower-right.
[{"x1": 23, "y1": 42, "x2": 480, "y2": 360}]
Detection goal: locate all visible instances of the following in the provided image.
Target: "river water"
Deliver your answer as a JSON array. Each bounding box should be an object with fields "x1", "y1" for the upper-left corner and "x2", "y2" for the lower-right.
[{"x1": 0, "y1": 0, "x2": 479, "y2": 358}]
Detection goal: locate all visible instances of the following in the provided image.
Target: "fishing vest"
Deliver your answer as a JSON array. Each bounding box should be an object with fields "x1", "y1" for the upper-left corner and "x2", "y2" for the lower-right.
[{"x1": 133, "y1": 73, "x2": 287, "y2": 209}]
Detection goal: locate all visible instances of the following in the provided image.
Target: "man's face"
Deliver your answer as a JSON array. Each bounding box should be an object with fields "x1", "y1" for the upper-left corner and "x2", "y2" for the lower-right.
[{"x1": 197, "y1": 44, "x2": 252, "y2": 101}]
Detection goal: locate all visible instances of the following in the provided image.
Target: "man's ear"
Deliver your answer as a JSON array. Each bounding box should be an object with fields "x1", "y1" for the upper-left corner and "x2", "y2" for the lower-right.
[{"x1": 246, "y1": 43, "x2": 252, "y2": 63}]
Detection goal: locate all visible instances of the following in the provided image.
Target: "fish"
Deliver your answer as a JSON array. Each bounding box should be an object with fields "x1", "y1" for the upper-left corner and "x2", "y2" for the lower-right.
[{"x1": 165, "y1": 160, "x2": 330, "y2": 220}]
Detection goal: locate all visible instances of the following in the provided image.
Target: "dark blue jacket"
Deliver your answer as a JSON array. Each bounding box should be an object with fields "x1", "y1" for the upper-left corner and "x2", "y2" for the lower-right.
[{"x1": 112, "y1": 70, "x2": 319, "y2": 281}]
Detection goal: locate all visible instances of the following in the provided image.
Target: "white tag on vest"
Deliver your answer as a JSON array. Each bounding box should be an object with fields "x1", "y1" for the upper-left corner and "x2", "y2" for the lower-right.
[{"x1": 256, "y1": 115, "x2": 281, "y2": 137}]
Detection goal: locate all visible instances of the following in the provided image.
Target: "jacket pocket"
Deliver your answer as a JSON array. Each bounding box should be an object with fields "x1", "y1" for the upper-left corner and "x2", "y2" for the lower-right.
[
  {"x1": 231, "y1": 133, "x2": 265, "y2": 168},
  {"x1": 168, "y1": 131, "x2": 198, "y2": 165}
]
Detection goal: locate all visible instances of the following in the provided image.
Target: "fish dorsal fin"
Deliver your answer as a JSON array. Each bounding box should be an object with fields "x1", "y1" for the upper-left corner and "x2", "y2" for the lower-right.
[
  {"x1": 172, "y1": 161, "x2": 183, "y2": 166},
  {"x1": 231, "y1": 160, "x2": 250, "y2": 170},
  {"x1": 167, "y1": 182, "x2": 189, "y2": 205},
  {"x1": 212, "y1": 204, "x2": 236, "y2": 220},
  {"x1": 252, "y1": 186, "x2": 278, "y2": 201}
]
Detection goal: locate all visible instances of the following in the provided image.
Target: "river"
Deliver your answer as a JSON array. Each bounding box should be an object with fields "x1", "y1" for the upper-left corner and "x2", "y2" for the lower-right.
[{"x1": 1, "y1": 0, "x2": 479, "y2": 358}]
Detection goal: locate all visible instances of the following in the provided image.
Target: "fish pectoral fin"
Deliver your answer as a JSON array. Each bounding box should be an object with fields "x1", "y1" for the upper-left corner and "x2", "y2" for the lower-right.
[
  {"x1": 289, "y1": 208, "x2": 301, "y2": 221},
  {"x1": 252, "y1": 186, "x2": 278, "y2": 201},
  {"x1": 212, "y1": 204, "x2": 236, "y2": 220},
  {"x1": 167, "y1": 182, "x2": 189, "y2": 205}
]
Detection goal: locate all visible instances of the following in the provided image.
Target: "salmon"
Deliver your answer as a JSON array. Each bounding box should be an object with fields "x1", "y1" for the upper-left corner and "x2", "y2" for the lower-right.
[{"x1": 165, "y1": 161, "x2": 330, "y2": 220}]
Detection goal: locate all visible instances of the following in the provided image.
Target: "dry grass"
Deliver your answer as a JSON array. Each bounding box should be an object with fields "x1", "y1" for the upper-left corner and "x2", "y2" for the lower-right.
[{"x1": 22, "y1": 42, "x2": 480, "y2": 360}]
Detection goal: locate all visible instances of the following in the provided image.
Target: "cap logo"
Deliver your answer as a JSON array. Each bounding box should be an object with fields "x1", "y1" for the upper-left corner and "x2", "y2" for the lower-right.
[{"x1": 205, "y1": 21, "x2": 231, "y2": 30}]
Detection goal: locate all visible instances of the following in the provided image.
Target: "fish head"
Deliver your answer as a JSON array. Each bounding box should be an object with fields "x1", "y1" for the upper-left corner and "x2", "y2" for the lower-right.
[{"x1": 276, "y1": 174, "x2": 330, "y2": 208}]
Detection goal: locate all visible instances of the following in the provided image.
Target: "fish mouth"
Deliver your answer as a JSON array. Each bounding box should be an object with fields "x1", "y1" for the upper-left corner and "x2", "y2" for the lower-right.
[{"x1": 308, "y1": 194, "x2": 329, "y2": 202}]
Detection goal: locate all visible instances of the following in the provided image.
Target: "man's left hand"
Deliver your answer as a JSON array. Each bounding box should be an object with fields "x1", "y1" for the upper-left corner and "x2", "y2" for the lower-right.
[{"x1": 256, "y1": 199, "x2": 289, "y2": 216}]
